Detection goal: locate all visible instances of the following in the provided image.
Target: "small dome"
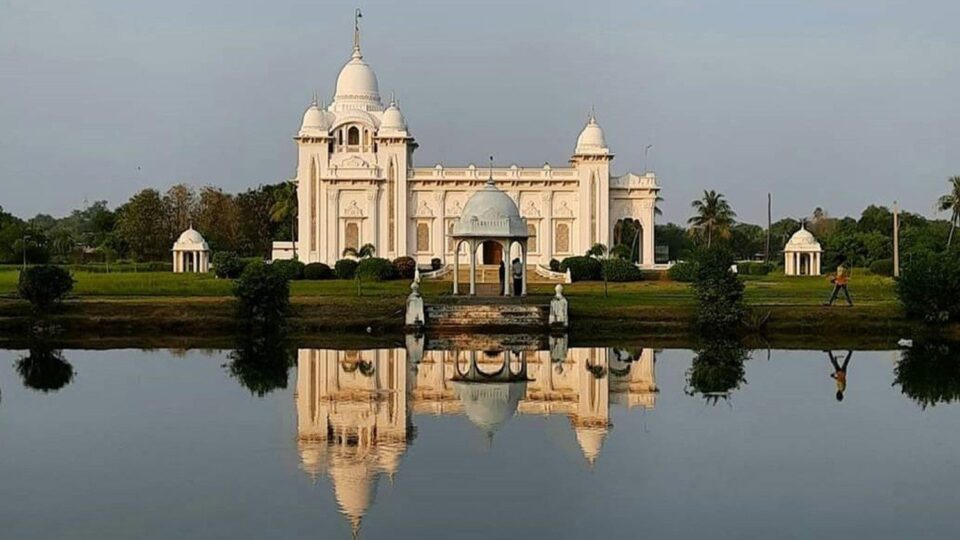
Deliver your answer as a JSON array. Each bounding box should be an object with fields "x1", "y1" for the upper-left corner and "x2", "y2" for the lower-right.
[
  {"x1": 172, "y1": 227, "x2": 209, "y2": 251},
  {"x1": 378, "y1": 101, "x2": 407, "y2": 134},
  {"x1": 453, "y1": 381, "x2": 527, "y2": 436},
  {"x1": 785, "y1": 225, "x2": 823, "y2": 252},
  {"x1": 452, "y1": 179, "x2": 528, "y2": 238},
  {"x1": 299, "y1": 104, "x2": 329, "y2": 136},
  {"x1": 575, "y1": 116, "x2": 609, "y2": 155},
  {"x1": 574, "y1": 426, "x2": 609, "y2": 466},
  {"x1": 332, "y1": 49, "x2": 382, "y2": 112}
]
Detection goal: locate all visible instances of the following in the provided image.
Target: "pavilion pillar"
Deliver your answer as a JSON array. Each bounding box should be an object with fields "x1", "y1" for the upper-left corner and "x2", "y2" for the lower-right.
[
  {"x1": 453, "y1": 240, "x2": 460, "y2": 295},
  {"x1": 469, "y1": 240, "x2": 476, "y2": 296},
  {"x1": 503, "y1": 240, "x2": 511, "y2": 297},
  {"x1": 521, "y1": 240, "x2": 528, "y2": 296}
]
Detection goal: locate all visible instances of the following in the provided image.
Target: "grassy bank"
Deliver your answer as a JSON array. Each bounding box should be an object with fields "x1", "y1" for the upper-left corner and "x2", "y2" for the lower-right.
[{"x1": 0, "y1": 268, "x2": 937, "y2": 341}]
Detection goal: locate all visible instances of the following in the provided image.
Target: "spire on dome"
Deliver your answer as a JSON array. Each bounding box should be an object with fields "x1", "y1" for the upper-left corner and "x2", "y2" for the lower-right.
[
  {"x1": 487, "y1": 156, "x2": 495, "y2": 186},
  {"x1": 353, "y1": 8, "x2": 363, "y2": 58}
]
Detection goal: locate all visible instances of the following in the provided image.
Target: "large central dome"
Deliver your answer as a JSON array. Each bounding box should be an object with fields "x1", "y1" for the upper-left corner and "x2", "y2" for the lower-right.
[{"x1": 332, "y1": 48, "x2": 382, "y2": 112}]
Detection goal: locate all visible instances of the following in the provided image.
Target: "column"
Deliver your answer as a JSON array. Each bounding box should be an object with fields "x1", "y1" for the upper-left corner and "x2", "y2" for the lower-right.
[
  {"x1": 521, "y1": 241, "x2": 528, "y2": 296},
  {"x1": 469, "y1": 240, "x2": 476, "y2": 296},
  {"x1": 172, "y1": 252, "x2": 178, "y2": 273},
  {"x1": 328, "y1": 189, "x2": 339, "y2": 262},
  {"x1": 453, "y1": 240, "x2": 460, "y2": 295},
  {"x1": 368, "y1": 188, "x2": 380, "y2": 256},
  {"x1": 435, "y1": 191, "x2": 446, "y2": 263},
  {"x1": 542, "y1": 192, "x2": 554, "y2": 265},
  {"x1": 504, "y1": 240, "x2": 512, "y2": 297}
]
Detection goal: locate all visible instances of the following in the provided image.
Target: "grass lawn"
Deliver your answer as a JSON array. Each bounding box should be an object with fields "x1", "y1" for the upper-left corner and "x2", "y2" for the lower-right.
[{"x1": 0, "y1": 268, "x2": 897, "y2": 306}]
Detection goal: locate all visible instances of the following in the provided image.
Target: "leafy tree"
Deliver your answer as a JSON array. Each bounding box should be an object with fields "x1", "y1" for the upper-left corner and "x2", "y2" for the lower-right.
[
  {"x1": 937, "y1": 176, "x2": 960, "y2": 248},
  {"x1": 655, "y1": 223, "x2": 695, "y2": 261},
  {"x1": 16, "y1": 346, "x2": 75, "y2": 392},
  {"x1": 895, "y1": 247, "x2": 960, "y2": 323},
  {"x1": 195, "y1": 186, "x2": 240, "y2": 253},
  {"x1": 164, "y1": 183, "x2": 198, "y2": 233},
  {"x1": 857, "y1": 205, "x2": 893, "y2": 235},
  {"x1": 688, "y1": 190, "x2": 736, "y2": 248},
  {"x1": 729, "y1": 223, "x2": 765, "y2": 260},
  {"x1": 116, "y1": 189, "x2": 172, "y2": 260},
  {"x1": 236, "y1": 186, "x2": 279, "y2": 257},
  {"x1": 269, "y1": 181, "x2": 298, "y2": 251},
  {"x1": 18, "y1": 265, "x2": 75, "y2": 311},
  {"x1": 233, "y1": 261, "x2": 290, "y2": 329},
  {"x1": 691, "y1": 246, "x2": 745, "y2": 332}
]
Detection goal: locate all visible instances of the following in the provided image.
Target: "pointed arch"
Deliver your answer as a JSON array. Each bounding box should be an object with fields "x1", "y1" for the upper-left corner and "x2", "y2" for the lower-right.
[
  {"x1": 310, "y1": 156, "x2": 318, "y2": 251},
  {"x1": 387, "y1": 158, "x2": 396, "y2": 253}
]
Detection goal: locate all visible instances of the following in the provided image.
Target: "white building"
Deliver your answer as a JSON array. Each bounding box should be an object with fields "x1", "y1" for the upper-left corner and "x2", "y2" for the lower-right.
[
  {"x1": 172, "y1": 227, "x2": 210, "y2": 273},
  {"x1": 293, "y1": 17, "x2": 660, "y2": 269},
  {"x1": 784, "y1": 225, "x2": 823, "y2": 276}
]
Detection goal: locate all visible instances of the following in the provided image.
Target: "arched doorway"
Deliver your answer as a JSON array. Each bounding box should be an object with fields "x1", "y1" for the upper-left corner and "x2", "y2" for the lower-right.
[
  {"x1": 613, "y1": 218, "x2": 643, "y2": 264},
  {"x1": 482, "y1": 240, "x2": 503, "y2": 265}
]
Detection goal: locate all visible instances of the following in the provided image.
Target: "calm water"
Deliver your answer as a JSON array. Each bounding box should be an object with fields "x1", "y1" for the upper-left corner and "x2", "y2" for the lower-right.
[{"x1": 0, "y1": 338, "x2": 958, "y2": 539}]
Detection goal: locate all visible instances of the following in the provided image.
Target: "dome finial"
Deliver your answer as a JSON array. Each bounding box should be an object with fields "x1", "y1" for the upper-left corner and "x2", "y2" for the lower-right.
[
  {"x1": 487, "y1": 156, "x2": 495, "y2": 186},
  {"x1": 352, "y1": 8, "x2": 363, "y2": 58}
]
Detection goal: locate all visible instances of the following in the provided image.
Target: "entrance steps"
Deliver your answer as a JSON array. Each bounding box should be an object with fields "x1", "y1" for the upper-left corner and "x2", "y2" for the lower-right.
[{"x1": 425, "y1": 303, "x2": 548, "y2": 329}]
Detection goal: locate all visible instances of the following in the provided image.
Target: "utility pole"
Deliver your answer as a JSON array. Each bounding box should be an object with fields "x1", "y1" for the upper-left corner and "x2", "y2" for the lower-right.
[
  {"x1": 764, "y1": 193, "x2": 771, "y2": 265},
  {"x1": 21, "y1": 233, "x2": 31, "y2": 271},
  {"x1": 893, "y1": 201, "x2": 900, "y2": 277}
]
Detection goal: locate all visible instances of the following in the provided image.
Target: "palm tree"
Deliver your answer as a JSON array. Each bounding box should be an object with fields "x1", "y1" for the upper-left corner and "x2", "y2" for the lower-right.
[
  {"x1": 343, "y1": 243, "x2": 376, "y2": 259},
  {"x1": 270, "y1": 181, "x2": 298, "y2": 257},
  {"x1": 688, "y1": 190, "x2": 737, "y2": 248},
  {"x1": 937, "y1": 176, "x2": 960, "y2": 248}
]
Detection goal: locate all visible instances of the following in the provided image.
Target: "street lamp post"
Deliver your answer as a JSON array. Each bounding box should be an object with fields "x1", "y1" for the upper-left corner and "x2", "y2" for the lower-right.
[{"x1": 21, "y1": 233, "x2": 32, "y2": 272}]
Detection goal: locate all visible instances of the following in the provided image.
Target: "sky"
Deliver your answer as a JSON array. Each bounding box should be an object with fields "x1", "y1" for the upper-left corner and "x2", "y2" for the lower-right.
[{"x1": 1, "y1": 0, "x2": 958, "y2": 225}]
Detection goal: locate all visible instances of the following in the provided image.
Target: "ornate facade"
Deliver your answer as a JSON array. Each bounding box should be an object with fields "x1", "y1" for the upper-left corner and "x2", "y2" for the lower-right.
[{"x1": 294, "y1": 18, "x2": 661, "y2": 268}]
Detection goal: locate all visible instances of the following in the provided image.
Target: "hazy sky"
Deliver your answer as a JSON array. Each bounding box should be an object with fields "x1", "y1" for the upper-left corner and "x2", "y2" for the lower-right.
[{"x1": 1, "y1": 0, "x2": 958, "y2": 224}]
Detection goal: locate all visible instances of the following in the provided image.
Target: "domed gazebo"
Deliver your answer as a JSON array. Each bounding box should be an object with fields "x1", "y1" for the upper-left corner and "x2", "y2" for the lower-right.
[
  {"x1": 450, "y1": 160, "x2": 529, "y2": 296},
  {"x1": 784, "y1": 224, "x2": 823, "y2": 276},
  {"x1": 172, "y1": 226, "x2": 210, "y2": 273}
]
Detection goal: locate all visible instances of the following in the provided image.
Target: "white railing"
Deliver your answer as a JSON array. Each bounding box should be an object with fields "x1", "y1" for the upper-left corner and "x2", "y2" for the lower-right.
[
  {"x1": 535, "y1": 265, "x2": 572, "y2": 284},
  {"x1": 419, "y1": 264, "x2": 452, "y2": 280}
]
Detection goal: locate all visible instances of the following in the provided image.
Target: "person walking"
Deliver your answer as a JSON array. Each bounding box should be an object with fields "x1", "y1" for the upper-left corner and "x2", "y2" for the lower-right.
[
  {"x1": 511, "y1": 257, "x2": 523, "y2": 296},
  {"x1": 824, "y1": 255, "x2": 853, "y2": 306}
]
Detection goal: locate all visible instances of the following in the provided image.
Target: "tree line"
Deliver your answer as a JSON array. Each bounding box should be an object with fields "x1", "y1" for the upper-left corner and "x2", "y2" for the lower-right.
[{"x1": 0, "y1": 182, "x2": 296, "y2": 264}]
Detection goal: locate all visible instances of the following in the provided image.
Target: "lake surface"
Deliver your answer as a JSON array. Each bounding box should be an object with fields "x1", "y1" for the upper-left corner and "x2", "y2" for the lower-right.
[{"x1": 0, "y1": 337, "x2": 958, "y2": 539}]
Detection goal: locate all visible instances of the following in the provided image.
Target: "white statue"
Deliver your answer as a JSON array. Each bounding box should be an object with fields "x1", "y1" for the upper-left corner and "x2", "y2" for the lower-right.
[
  {"x1": 549, "y1": 284, "x2": 569, "y2": 328},
  {"x1": 405, "y1": 281, "x2": 425, "y2": 327}
]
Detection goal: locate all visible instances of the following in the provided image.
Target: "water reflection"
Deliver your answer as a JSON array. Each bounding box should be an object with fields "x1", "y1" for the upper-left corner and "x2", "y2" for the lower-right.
[
  {"x1": 827, "y1": 350, "x2": 854, "y2": 402},
  {"x1": 294, "y1": 339, "x2": 658, "y2": 535},
  {"x1": 15, "y1": 345, "x2": 74, "y2": 393},
  {"x1": 894, "y1": 341, "x2": 960, "y2": 409},
  {"x1": 225, "y1": 333, "x2": 294, "y2": 396},
  {"x1": 684, "y1": 338, "x2": 749, "y2": 404}
]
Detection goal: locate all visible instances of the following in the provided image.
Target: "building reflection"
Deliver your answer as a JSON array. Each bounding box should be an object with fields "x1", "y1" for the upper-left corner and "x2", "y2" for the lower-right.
[{"x1": 294, "y1": 339, "x2": 657, "y2": 536}]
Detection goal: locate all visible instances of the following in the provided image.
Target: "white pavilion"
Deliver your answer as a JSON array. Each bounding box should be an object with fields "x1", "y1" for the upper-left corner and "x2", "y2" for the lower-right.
[
  {"x1": 172, "y1": 227, "x2": 210, "y2": 273},
  {"x1": 783, "y1": 225, "x2": 823, "y2": 276}
]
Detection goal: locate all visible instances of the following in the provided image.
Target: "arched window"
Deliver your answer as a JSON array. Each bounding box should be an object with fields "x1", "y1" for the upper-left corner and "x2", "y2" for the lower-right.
[
  {"x1": 347, "y1": 126, "x2": 360, "y2": 146},
  {"x1": 447, "y1": 219, "x2": 456, "y2": 252},
  {"x1": 337, "y1": 130, "x2": 344, "y2": 145},
  {"x1": 416, "y1": 222, "x2": 430, "y2": 253},
  {"x1": 555, "y1": 222, "x2": 571, "y2": 254},
  {"x1": 527, "y1": 223, "x2": 538, "y2": 253}
]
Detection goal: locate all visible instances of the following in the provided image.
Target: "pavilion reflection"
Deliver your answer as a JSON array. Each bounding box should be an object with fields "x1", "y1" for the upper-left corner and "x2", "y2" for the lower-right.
[{"x1": 294, "y1": 338, "x2": 657, "y2": 536}]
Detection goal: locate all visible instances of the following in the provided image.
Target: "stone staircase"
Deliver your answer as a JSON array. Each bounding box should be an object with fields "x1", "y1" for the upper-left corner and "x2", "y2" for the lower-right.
[{"x1": 425, "y1": 303, "x2": 548, "y2": 329}]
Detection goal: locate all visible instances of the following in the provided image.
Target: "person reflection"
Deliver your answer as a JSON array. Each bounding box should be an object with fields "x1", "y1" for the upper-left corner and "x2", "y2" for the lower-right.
[{"x1": 826, "y1": 350, "x2": 853, "y2": 402}]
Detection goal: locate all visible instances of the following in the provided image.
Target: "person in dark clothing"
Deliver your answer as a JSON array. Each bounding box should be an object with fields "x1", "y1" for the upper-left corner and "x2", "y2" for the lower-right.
[
  {"x1": 826, "y1": 350, "x2": 853, "y2": 402},
  {"x1": 498, "y1": 260, "x2": 506, "y2": 295},
  {"x1": 512, "y1": 258, "x2": 523, "y2": 296}
]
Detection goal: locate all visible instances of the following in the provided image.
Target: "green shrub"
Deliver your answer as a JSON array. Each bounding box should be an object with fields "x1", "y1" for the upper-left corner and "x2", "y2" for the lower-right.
[
  {"x1": 431, "y1": 257, "x2": 442, "y2": 271},
  {"x1": 894, "y1": 341, "x2": 960, "y2": 408},
  {"x1": 233, "y1": 261, "x2": 290, "y2": 328},
  {"x1": 896, "y1": 249, "x2": 960, "y2": 323},
  {"x1": 392, "y1": 256, "x2": 417, "y2": 279},
  {"x1": 18, "y1": 265, "x2": 75, "y2": 311},
  {"x1": 302, "y1": 262, "x2": 333, "y2": 280},
  {"x1": 737, "y1": 261, "x2": 772, "y2": 276},
  {"x1": 334, "y1": 259, "x2": 358, "y2": 279},
  {"x1": 69, "y1": 262, "x2": 174, "y2": 273},
  {"x1": 271, "y1": 259, "x2": 305, "y2": 281},
  {"x1": 356, "y1": 257, "x2": 397, "y2": 281},
  {"x1": 549, "y1": 258, "x2": 561, "y2": 272},
  {"x1": 868, "y1": 258, "x2": 894, "y2": 276},
  {"x1": 667, "y1": 261, "x2": 699, "y2": 282},
  {"x1": 692, "y1": 247, "x2": 745, "y2": 333},
  {"x1": 560, "y1": 256, "x2": 602, "y2": 281},
  {"x1": 212, "y1": 252, "x2": 247, "y2": 279},
  {"x1": 600, "y1": 258, "x2": 644, "y2": 282}
]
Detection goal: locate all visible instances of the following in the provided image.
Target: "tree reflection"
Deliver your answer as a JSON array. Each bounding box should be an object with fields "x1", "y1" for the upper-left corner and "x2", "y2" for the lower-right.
[
  {"x1": 685, "y1": 338, "x2": 749, "y2": 404},
  {"x1": 894, "y1": 341, "x2": 960, "y2": 409},
  {"x1": 225, "y1": 332, "x2": 294, "y2": 397},
  {"x1": 16, "y1": 346, "x2": 75, "y2": 392}
]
